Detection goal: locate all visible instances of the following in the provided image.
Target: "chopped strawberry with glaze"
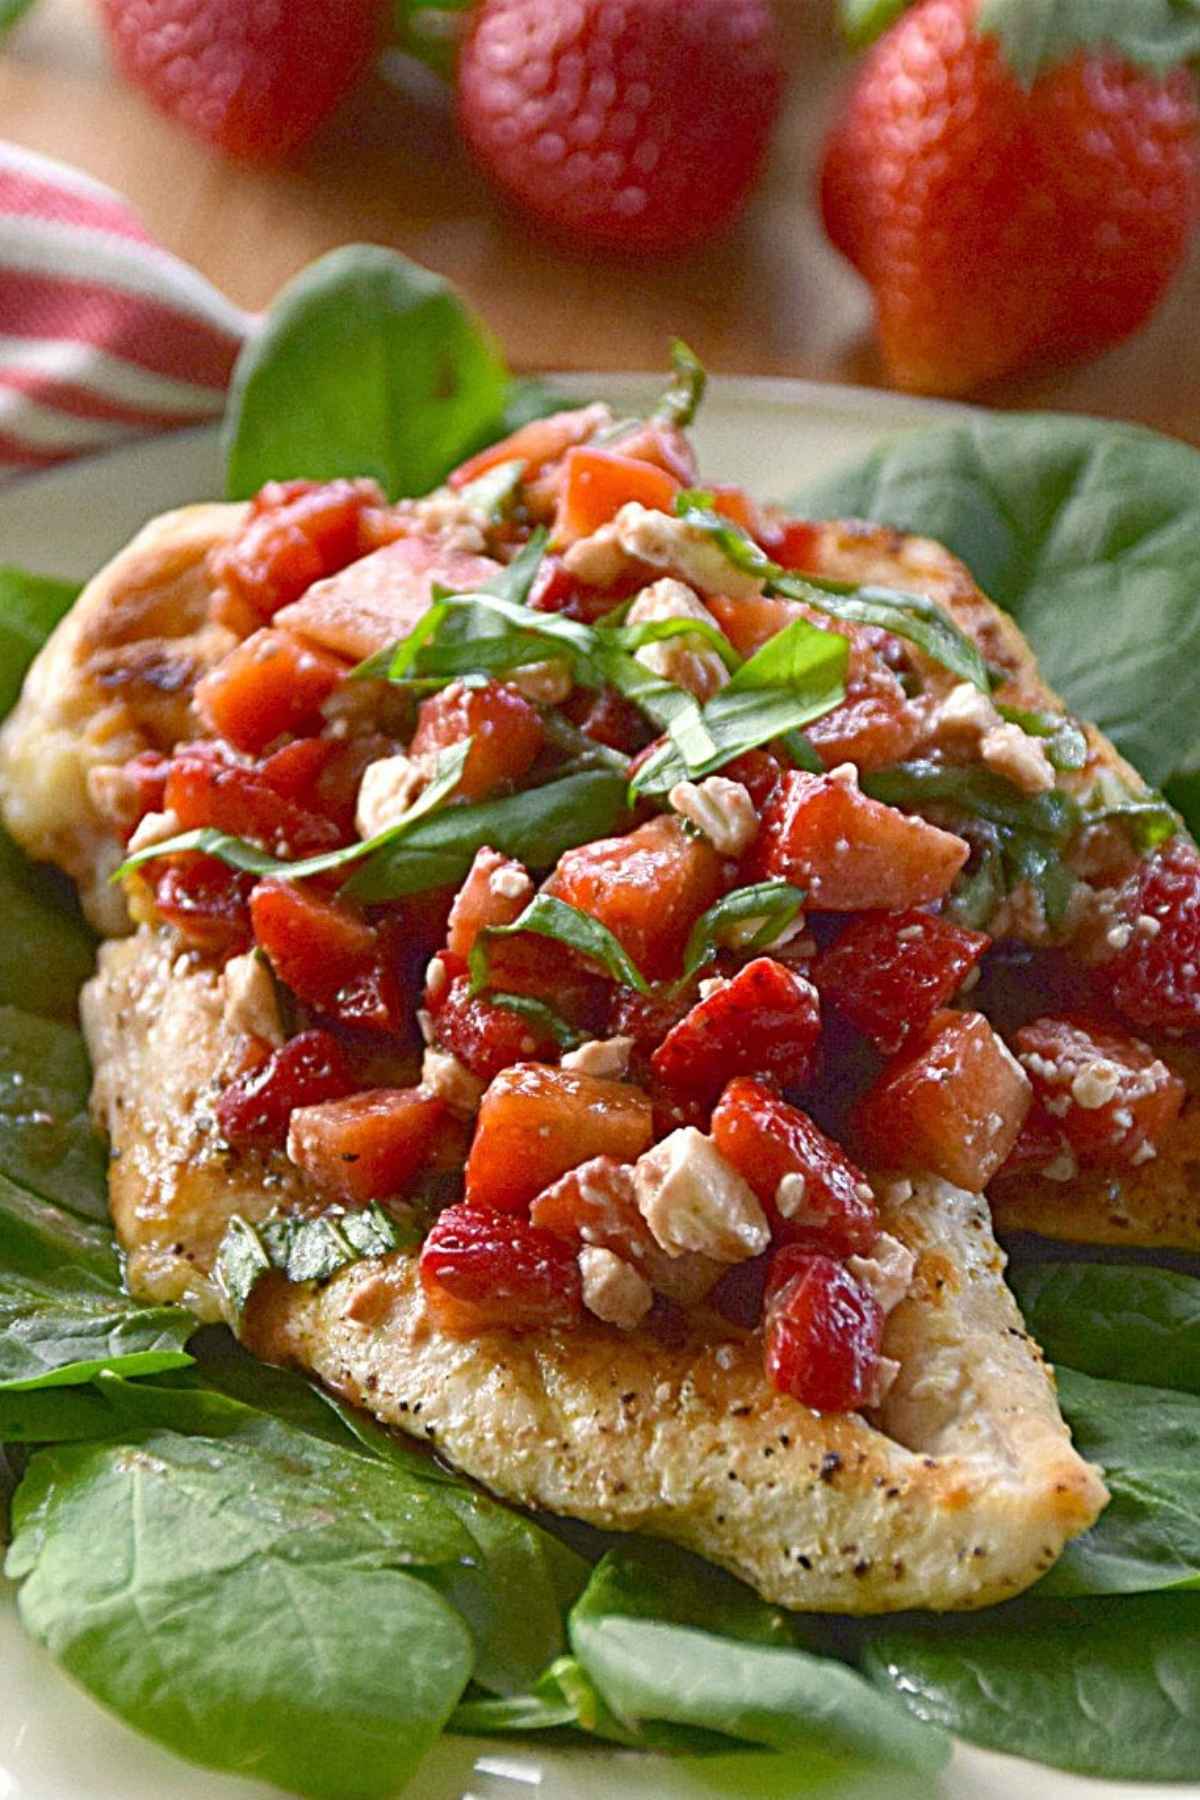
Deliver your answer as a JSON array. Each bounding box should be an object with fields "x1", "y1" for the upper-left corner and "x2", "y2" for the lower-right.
[
  {"x1": 1100, "y1": 839, "x2": 1200, "y2": 1036},
  {"x1": 410, "y1": 679, "x2": 545, "y2": 803},
  {"x1": 853, "y1": 1009, "x2": 1032, "y2": 1192},
  {"x1": 431, "y1": 974, "x2": 563, "y2": 1082},
  {"x1": 560, "y1": 684, "x2": 654, "y2": 754},
  {"x1": 711, "y1": 1077, "x2": 878, "y2": 1255},
  {"x1": 465, "y1": 1063, "x2": 654, "y2": 1214},
  {"x1": 997, "y1": 1102, "x2": 1071, "y2": 1179},
  {"x1": 209, "y1": 478, "x2": 387, "y2": 625},
  {"x1": 1013, "y1": 1015, "x2": 1185, "y2": 1169},
  {"x1": 813, "y1": 909, "x2": 990, "y2": 1054},
  {"x1": 251, "y1": 879, "x2": 403, "y2": 1034},
  {"x1": 529, "y1": 1155, "x2": 719, "y2": 1306},
  {"x1": 555, "y1": 446, "x2": 680, "y2": 544},
  {"x1": 152, "y1": 855, "x2": 254, "y2": 954},
  {"x1": 749, "y1": 766, "x2": 970, "y2": 910},
  {"x1": 165, "y1": 744, "x2": 342, "y2": 857},
  {"x1": 445, "y1": 847, "x2": 533, "y2": 959},
  {"x1": 194, "y1": 627, "x2": 344, "y2": 754},
  {"x1": 763, "y1": 1249, "x2": 885, "y2": 1413},
  {"x1": 547, "y1": 814, "x2": 725, "y2": 982},
  {"x1": 215, "y1": 1028, "x2": 355, "y2": 1149},
  {"x1": 718, "y1": 749, "x2": 784, "y2": 811},
  {"x1": 651, "y1": 958, "x2": 822, "y2": 1100},
  {"x1": 448, "y1": 405, "x2": 610, "y2": 491},
  {"x1": 287, "y1": 1086, "x2": 447, "y2": 1203},
  {"x1": 419, "y1": 1202, "x2": 583, "y2": 1333}
]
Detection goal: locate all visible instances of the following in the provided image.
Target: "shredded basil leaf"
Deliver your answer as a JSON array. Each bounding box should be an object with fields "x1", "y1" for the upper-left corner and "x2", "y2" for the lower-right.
[
  {"x1": 679, "y1": 882, "x2": 806, "y2": 983},
  {"x1": 456, "y1": 457, "x2": 526, "y2": 523},
  {"x1": 113, "y1": 740, "x2": 471, "y2": 885},
  {"x1": 216, "y1": 1205, "x2": 404, "y2": 1326},
  {"x1": 653, "y1": 340, "x2": 707, "y2": 430},
  {"x1": 485, "y1": 993, "x2": 585, "y2": 1050},
  {"x1": 471, "y1": 893, "x2": 651, "y2": 997},
  {"x1": 997, "y1": 704, "x2": 1089, "y2": 772}
]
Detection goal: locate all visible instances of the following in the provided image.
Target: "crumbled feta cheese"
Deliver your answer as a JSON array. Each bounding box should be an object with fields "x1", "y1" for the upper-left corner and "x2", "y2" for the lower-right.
[
  {"x1": 847, "y1": 1232, "x2": 917, "y2": 1317},
  {"x1": 425, "y1": 955, "x2": 451, "y2": 1003},
  {"x1": 561, "y1": 1035, "x2": 635, "y2": 1079},
  {"x1": 875, "y1": 1177, "x2": 914, "y2": 1207},
  {"x1": 828, "y1": 761, "x2": 859, "y2": 788},
  {"x1": 1137, "y1": 913, "x2": 1162, "y2": 940},
  {"x1": 408, "y1": 488, "x2": 489, "y2": 553},
  {"x1": 507, "y1": 658, "x2": 574, "y2": 705},
  {"x1": 356, "y1": 753, "x2": 427, "y2": 840},
  {"x1": 421, "y1": 1046, "x2": 484, "y2": 1117},
  {"x1": 1132, "y1": 1139, "x2": 1158, "y2": 1165},
  {"x1": 626, "y1": 577, "x2": 730, "y2": 700},
  {"x1": 613, "y1": 503, "x2": 763, "y2": 600},
  {"x1": 980, "y1": 722, "x2": 1056, "y2": 795},
  {"x1": 578, "y1": 1246, "x2": 653, "y2": 1330},
  {"x1": 1070, "y1": 1060, "x2": 1122, "y2": 1111},
  {"x1": 698, "y1": 976, "x2": 728, "y2": 1002},
  {"x1": 1042, "y1": 1145, "x2": 1079, "y2": 1183},
  {"x1": 489, "y1": 863, "x2": 533, "y2": 902},
  {"x1": 562, "y1": 522, "x2": 627, "y2": 587},
  {"x1": 864, "y1": 1356, "x2": 902, "y2": 1408},
  {"x1": 126, "y1": 807, "x2": 181, "y2": 855},
  {"x1": 221, "y1": 950, "x2": 284, "y2": 1047},
  {"x1": 633, "y1": 1128, "x2": 770, "y2": 1262},
  {"x1": 774, "y1": 1172, "x2": 808, "y2": 1220},
  {"x1": 669, "y1": 776, "x2": 757, "y2": 856},
  {"x1": 934, "y1": 682, "x2": 1000, "y2": 741}
]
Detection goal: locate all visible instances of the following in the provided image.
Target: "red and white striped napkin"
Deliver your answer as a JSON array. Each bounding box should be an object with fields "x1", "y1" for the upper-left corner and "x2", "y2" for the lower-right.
[{"x1": 0, "y1": 143, "x2": 253, "y2": 479}]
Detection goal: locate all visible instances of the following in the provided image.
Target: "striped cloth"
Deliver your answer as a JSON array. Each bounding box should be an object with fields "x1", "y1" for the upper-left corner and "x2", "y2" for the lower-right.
[{"x1": 0, "y1": 143, "x2": 254, "y2": 479}]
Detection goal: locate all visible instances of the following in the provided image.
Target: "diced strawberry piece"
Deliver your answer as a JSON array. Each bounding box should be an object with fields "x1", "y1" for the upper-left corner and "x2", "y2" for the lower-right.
[
  {"x1": 813, "y1": 909, "x2": 990, "y2": 1054},
  {"x1": 257, "y1": 736, "x2": 338, "y2": 804},
  {"x1": 165, "y1": 744, "x2": 342, "y2": 856},
  {"x1": 478, "y1": 931, "x2": 611, "y2": 1032},
  {"x1": 806, "y1": 643, "x2": 921, "y2": 774},
  {"x1": 853, "y1": 1009, "x2": 1032, "y2": 1192},
  {"x1": 651, "y1": 958, "x2": 822, "y2": 1100},
  {"x1": 209, "y1": 478, "x2": 386, "y2": 624},
  {"x1": 763, "y1": 1250, "x2": 884, "y2": 1413},
  {"x1": 215, "y1": 1028, "x2": 355, "y2": 1148},
  {"x1": 1100, "y1": 840, "x2": 1200, "y2": 1035},
  {"x1": 1013, "y1": 1015, "x2": 1185, "y2": 1169},
  {"x1": 419, "y1": 1202, "x2": 583, "y2": 1333},
  {"x1": 274, "y1": 536, "x2": 501, "y2": 664},
  {"x1": 708, "y1": 592, "x2": 799, "y2": 660},
  {"x1": 529, "y1": 1155, "x2": 719, "y2": 1306},
  {"x1": 410, "y1": 678, "x2": 545, "y2": 803},
  {"x1": 560, "y1": 684, "x2": 654, "y2": 753},
  {"x1": 445, "y1": 846, "x2": 533, "y2": 958},
  {"x1": 750, "y1": 768, "x2": 969, "y2": 911},
  {"x1": 708, "y1": 483, "x2": 766, "y2": 538},
  {"x1": 997, "y1": 1102, "x2": 1070, "y2": 1178},
  {"x1": 194, "y1": 627, "x2": 344, "y2": 754},
  {"x1": 153, "y1": 854, "x2": 254, "y2": 954},
  {"x1": 546, "y1": 814, "x2": 725, "y2": 981},
  {"x1": 719, "y1": 749, "x2": 785, "y2": 811},
  {"x1": 555, "y1": 446, "x2": 680, "y2": 545},
  {"x1": 287, "y1": 1086, "x2": 446, "y2": 1203},
  {"x1": 433, "y1": 975, "x2": 562, "y2": 1082},
  {"x1": 609, "y1": 982, "x2": 698, "y2": 1062},
  {"x1": 770, "y1": 519, "x2": 821, "y2": 573},
  {"x1": 604, "y1": 419, "x2": 698, "y2": 487},
  {"x1": 251, "y1": 879, "x2": 403, "y2": 1034},
  {"x1": 465, "y1": 1063, "x2": 654, "y2": 1213},
  {"x1": 711, "y1": 1077, "x2": 878, "y2": 1255},
  {"x1": 448, "y1": 405, "x2": 609, "y2": 490},
  {"x1": 106, "y1": 750, "x2": 169, "y2": 838}
]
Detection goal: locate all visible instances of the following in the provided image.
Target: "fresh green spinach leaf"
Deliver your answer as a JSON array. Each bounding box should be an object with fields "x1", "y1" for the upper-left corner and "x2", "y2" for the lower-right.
[
  {"x1": 863, "y1": 1592, "x2": 1200, "y2": 1780},
  {"x1": 0, "y1": 568, "x2": 80, "y2": 717},
  {"x1": 1010, "y1": 1261, "x2": 1200, "y2": 1395},
  {"x1": 7, "y1": 1427, "x2": 478, "y2": 1800},
  {"x1": 0, "y1": 1006, "x2": 107, "y2": 1220},
  {"x1": 570, "y1": 1541, "x2": 950, "y2": 1774},
  {"x1": 0, "y1": 1170, "x2": 118, "y2": 1282},
  {"x1": 224, "y1": 246, "x2": 508, "y2": 501},
  {"x1": 0, "y1": 831, "x2": 95, "y2": 1023},
  {"x1": 0, "y1": 1268, "x2": 193, "y2": 1391},
  {"x1": 0, "y1": 1385, "x2": 125, "y2": 1444}
]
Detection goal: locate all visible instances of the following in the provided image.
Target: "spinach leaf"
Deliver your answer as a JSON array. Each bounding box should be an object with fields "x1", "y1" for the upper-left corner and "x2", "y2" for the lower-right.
[
  {"x1": 0, "y1": 568, "x2": 80, "y2": 718},
  {"x1": 1010, "y1": 1261, "x2": 1200, "y2": 1395},
  {"x1": 570, "y1": 1541, "x2": 950, "y2": 1774},
  {"x1": 224, "y1": 246, "x2": 507, "y2": 502},
  {"x1": 792, "y1": 413, "x2": 1200, "y2": 804},
  {"x1": 0, "y1": 1385, "x2": 127, "y2": 1444},
  {"x1": 471, "y1": 893, "x2": 651, "y2": 998},
  {"x1": 7, "y1": 1427, "x2": 478, "y2": 1800},
  {"x1": 0, "y1": 1006, "x2": 108, "y2": 1220},
  {"x1": 0, "y1": 831, "x2": 95, "y2": 1023},
  {"x1": 1043, "y1": 1368, "x2": 1200, "y2": 1596},
  {"x1": 0, "y1": 1268, "x2": 193, "y2": 1391},
  {"x1": 343, "y1": 768, "x2": 629, "y2": 901},
  {"x1": 0, "y1": 1169, "x2": 118, "y2": 1282},
  {"x1": 863, "y1": 1592, "x2": 1200, "y2": 1780}
]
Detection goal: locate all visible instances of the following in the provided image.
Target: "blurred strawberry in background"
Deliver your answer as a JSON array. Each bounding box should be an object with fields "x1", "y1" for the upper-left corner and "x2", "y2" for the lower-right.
[
  {"x1": 821, "y1": 0, "x2": 1200, "y2": 394},
  {"x1": 99, "y1": 0, "x2": 382, "y2": 161},
  {"x1": 456, "y1": 0, "x2": 784, "y2": 254}
]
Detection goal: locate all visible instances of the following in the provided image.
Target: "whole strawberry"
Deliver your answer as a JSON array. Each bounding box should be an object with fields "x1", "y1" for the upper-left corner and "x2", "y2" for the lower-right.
[
  {"x1": 99, "y1": 0, "x2": 381, "y2": 162},
  {"x1": 821, "y1": 0, "x2": 1200, "y2": 394},
  {"x1": 456, "y1": 0, "x2": 784, "y2": 255}
]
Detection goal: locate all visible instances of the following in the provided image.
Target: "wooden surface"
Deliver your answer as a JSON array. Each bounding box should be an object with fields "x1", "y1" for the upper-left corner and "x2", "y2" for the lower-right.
[{"x1": 3, "y1": 0, "x2": 1200, "y2": 444}]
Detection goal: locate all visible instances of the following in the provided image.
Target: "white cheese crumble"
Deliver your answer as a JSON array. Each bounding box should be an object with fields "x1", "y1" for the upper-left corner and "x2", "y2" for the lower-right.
[
  {"x1": 625, "y1": 577, "x2": 730, "y2": 700},
  {"x1": 355, "y1": 753, "x2": 428, "y2": 840},
  {"x1": 668, "y1": 776, "x2": 757, "y2": 856},
  {"x1": 847, "y1": 1233, "x2": 917, "y2": 1317},
  {"x1": 489, "y1": 863, "x2": 533, "y2": 902},
  {"x1": 980, "y1": 722, "x2": 1056, "y2": 795},
  {"x1": 578, "y1": 1246, "x2": 653, "y2": 1330},
  {"x1": 1070, "y1": 1060, "x2": 1122, "y2": 1111},
  {"x1": 633, "y1": 1128, "x2": 770, "y2": 1263},
  {"x1": 933, "y1": 681, "x2": 1000, "y2": 741},
  {"x1": 507, "y1": 658, "x2": 574, "y2": 705},
  {"x1": 221, "y1": 950, "x2": 284, "y2": 1047},
  {"x1": 560, "y1": 1035, "x2": 635, "y2": 1079},
  {"x1": 408, "y1": 488, "x2": 489, "y2": 554},
  {"x1": 421, "y1": 1046, "x2": 484, "y2": 1117},
  {"x1": 562, "y1": 522, "x2": 627, "y2": 587},
  {"x1": 126, "y1": 807, "x2": 181, "y2": 854},
  {"x1": 613, "y1": 503, "x2": 764, "y2": 600}
]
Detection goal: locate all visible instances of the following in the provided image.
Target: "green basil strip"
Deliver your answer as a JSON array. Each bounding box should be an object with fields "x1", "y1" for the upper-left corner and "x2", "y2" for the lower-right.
[
  {"x1": 653, "y1": 339, "x2": 707, "y2": 430},
  {"x1": 632, "y1": 616, "x2": 849, "y2": 797},
  {"x1": 216, "y1": 1205, "x2": 402, "y2": 1325},
  {"x1": 343, "y1": 768, "x2": 629, "y2": 901},
  {"x1": 471, "y1": 893, "x2": 651, "y2": 997},
  {"x1": 456, "y1": 457, "x2": 526, "y2": 522},
  {"x1": 679, "y1": 882, "x2": 806, "y2": 984},
  {"x1": 485, "y1": 993, "x2": 584, "y2": 1050},
  {"x1": 599, "y1": 614, "x2": 742, "y2": 674},
  {"x1": 862, "y1": 759, "x2": 1080, "y2": 843},
  {"x1": 113, "y1": 739, "x2": 471, "y2": 886},
  {"x1": 997, "y1": 704, "x2": 1089, "y2": 772}
]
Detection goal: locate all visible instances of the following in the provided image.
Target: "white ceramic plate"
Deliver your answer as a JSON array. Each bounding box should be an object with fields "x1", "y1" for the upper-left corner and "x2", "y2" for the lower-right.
[{"x1": 0, "y1": 376, "x2": 1192, "y2": 1800}]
